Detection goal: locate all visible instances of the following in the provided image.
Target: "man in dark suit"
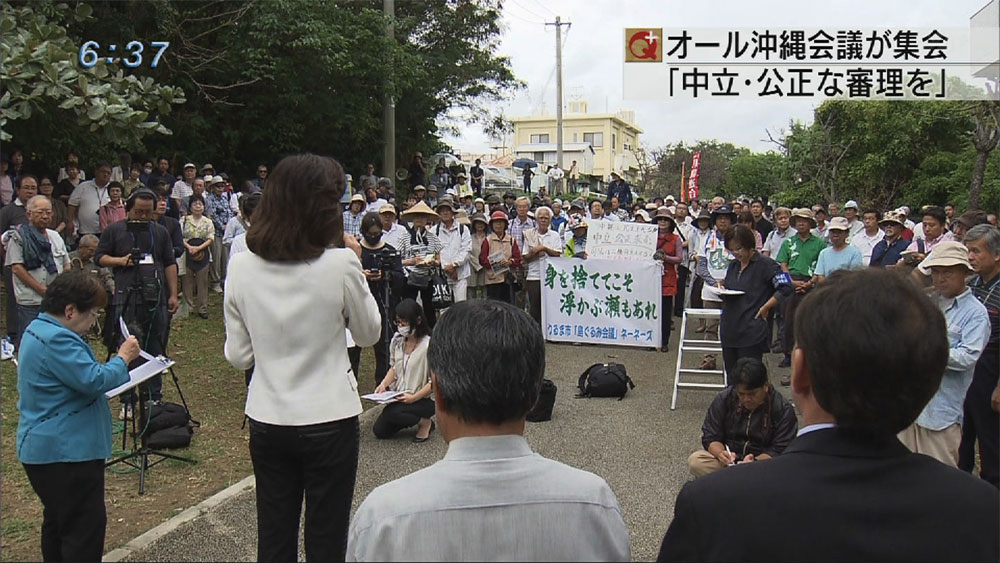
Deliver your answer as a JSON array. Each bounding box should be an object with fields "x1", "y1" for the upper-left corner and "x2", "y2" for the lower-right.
[{"x1": 657, "y1": 268, "x2": 999, "y2": 563}]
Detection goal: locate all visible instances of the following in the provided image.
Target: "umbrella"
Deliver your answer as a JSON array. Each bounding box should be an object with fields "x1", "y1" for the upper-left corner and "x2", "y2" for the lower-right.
[{"x1": 512, "y1": 158, "x2": 537, "y2": 169}]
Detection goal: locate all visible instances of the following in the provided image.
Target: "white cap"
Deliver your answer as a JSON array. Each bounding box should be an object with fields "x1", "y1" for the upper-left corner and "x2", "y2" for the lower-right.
[{"x1": 844, "y1": 200, "x2": 859, "y2": 210}]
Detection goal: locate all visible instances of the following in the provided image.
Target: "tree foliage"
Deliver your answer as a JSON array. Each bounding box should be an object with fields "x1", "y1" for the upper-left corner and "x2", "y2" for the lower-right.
[
  {"x1": 1, "y1": 0, "x2": 186, "y2": 163},
  {"x1": 3, "y1": 0, "x2": 519, "y2": 182}
]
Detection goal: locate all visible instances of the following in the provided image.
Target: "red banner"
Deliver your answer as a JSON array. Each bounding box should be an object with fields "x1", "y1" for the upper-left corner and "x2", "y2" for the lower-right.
[{"x1": 687, "y1": 151, "x2": 701, "y2": 201}]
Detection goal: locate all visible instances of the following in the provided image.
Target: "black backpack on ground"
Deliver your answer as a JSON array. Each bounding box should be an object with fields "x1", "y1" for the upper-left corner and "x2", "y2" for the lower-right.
[
  {"x1": 526, "y1": 378, "x2": 557, "y2": 422},
  {"x1": 142, "y1": 401, "x2": 198, "y2": 449},
  {"x1": 576, "y1": 363, "x2": 635, "y2": 400}
]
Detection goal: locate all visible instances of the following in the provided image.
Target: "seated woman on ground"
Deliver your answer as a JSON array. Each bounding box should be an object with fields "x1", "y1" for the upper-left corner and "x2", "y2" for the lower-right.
[{"x1": 372, "y1": 298, "x2": 435, "y2": 442}]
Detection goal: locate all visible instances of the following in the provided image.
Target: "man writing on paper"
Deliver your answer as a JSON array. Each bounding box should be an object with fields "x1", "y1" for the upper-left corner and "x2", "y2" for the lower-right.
[{"x1": 688, "y1": 357, "x2": 797, "y2": 478}]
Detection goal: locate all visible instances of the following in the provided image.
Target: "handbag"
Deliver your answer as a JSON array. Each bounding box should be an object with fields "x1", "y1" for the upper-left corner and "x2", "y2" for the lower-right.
[
  {"x1": 526, "y1": 378, "x2": 557, "y2": 422},
  {"x1": 406, "y1": 269, "x2": 431, "y2": 288},
  {"x1": 431, "y1": 268, "x2": 454, "y2": 308}
]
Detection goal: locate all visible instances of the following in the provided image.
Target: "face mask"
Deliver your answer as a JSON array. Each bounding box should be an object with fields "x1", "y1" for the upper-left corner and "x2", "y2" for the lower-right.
[
  {"x1": 144, "y1": 167, "x2": 153, "y2": 174},
  {"x1": 397, "y1": 326, "x2": 411, "y2": 337},
  {"x1": 363, "y1": 233, "x2": 381, "y2": 245}
]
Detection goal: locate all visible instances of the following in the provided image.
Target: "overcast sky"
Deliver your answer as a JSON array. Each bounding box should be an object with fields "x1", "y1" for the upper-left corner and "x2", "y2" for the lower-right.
[{"x1": 442, "y1": 0, "x2": 995, "y2": 156}]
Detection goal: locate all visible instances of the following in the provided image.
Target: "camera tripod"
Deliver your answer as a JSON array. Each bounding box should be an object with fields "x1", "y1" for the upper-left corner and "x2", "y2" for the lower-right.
[
  {"x1": 105, "y1": 232, "x2": 196, "y2": 494},
  {"x1": 106, "y1": 366, "x2": 195, "y2": 495}
]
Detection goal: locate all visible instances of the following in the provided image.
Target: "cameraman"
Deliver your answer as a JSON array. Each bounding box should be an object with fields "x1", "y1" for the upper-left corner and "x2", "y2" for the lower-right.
[
  {"x1": 95, "y1": 189, "x2": 179, "y2": 412},
  {"x1": 358, "y1": 212, "x2": 404, "y2": 384}
]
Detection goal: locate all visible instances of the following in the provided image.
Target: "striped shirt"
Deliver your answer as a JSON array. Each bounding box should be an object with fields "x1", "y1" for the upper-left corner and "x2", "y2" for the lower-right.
[{"x1": 396, "y1": 227, "x2": 443, "y2": 278}]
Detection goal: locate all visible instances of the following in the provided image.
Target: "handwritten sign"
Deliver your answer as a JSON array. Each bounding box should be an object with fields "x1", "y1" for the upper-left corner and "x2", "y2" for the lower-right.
[
  {"x1": 541, "y1": 257, "x2": 662, "y2": 348},
  {"x1": 587, "y1": 220, "x2": 658, "y2": 261}
]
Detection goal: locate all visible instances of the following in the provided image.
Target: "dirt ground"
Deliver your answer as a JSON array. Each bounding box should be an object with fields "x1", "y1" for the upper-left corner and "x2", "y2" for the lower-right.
[{"x1": 0, "y1": 293, "x2": 377, "y2": 561}]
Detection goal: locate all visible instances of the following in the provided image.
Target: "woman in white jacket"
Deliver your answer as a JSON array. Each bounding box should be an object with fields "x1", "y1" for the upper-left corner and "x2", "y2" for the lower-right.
[{"x1": 224, "y1": 154, "x2": 381, "y2": 562}]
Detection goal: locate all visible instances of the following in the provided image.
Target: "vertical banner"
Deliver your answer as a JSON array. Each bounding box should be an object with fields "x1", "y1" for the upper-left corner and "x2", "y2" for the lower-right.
[
  {"x1": 587, "y1": 220, "x2": 658, "y2": 261},
  {"x1": 687, "y1": 151, "x2": 701, "y2": 201},
  {"x1": 541, "y1": 257, "x2": 662, "y2": 348}
]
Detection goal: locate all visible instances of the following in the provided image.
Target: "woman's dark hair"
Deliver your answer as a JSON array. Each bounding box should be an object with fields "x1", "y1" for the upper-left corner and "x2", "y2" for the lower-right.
[
  {"x1": 794, "y1": 268, "x2": 948, "y2": 436},
  {"x1": 394, "y1": 298, "x2": 431, "y2": 339},
  {"x1": 731, "y1": 357, "x2": 768, "y2": 389},
  {"x1": 241, "y1": 192, "x2": 262, "y2": 221},
  {"x1": 42, "y1": 270, "x2": 108, "y2": 315},
  {"x1": 360, "y1": 212, "x2": 382, "y2": 236},
  {"x1": 107, "y1": 181, "x2": 124, "y2": 192},
  {"x1": 428, "y1": 300, "x2": 544, "y2": 425},
  {"x1": 738, "y1": 210, "x2": 754, "y2": 225},
  {"x1": 724, "y1": 224, "x2": 757, "y2": 252},
  {"x1": 246, "y1": 153, "x2": 345, "y2": 261},
  {"x1": 188, "y1": 193, "x2": 206, "y2": 209}
]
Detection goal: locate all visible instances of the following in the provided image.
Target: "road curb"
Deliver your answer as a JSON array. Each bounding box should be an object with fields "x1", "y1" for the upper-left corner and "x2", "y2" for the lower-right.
[{"x1": 102, "y1": 407, "x2": 382, "y2": 562}]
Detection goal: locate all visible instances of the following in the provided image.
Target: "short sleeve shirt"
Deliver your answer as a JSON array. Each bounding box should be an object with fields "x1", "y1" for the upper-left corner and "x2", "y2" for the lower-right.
[
  {"x1": 4, "y1": 228, "x2": 69, "y2": 305},
  {"x1": 815, "y1": 245, "x2": 864, "y2": 277},
  {"x1": 68, "y1": 180, "x2": 110, "y2": 235},
  {"x1": 776, "y1": 234, "x2": 826, "y2": 277}
]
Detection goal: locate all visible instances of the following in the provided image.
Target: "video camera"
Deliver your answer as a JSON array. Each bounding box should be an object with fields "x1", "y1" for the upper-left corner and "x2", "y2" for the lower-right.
[{"x1": 373, "y1": 246, "x2": 399, "y2": 273}]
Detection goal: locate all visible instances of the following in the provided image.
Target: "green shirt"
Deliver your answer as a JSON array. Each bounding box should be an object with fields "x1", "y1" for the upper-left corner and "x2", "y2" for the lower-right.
[{"x1": 776, "y1": 234, "x2": 826, "y2": 277}]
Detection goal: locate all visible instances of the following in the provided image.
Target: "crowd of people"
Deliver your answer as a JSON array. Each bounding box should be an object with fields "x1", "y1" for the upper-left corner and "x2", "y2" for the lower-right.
[{"x1": 5, "y1": 147, "x2": 999, "y2": 561}]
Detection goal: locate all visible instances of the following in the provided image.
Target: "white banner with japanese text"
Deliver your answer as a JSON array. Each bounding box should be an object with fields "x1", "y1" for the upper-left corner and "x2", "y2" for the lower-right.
[
  {"x1": 541, "y1": 257, "x2": 662, "y2": 347},
  {"x1": 587, "y1": 220, "x2": 658, "y2": 261}
]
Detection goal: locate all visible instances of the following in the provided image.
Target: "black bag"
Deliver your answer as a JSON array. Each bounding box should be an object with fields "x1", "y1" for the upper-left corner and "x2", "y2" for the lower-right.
[
  {"x1": 146, "y1": 425, "x2": 194, "y2": 449},
  {"x1": 526, "y1": 378, "x2": 557, "y2": 422},
  {"x1": 576, "y1": 363, "x2": 634, "y2": 400},
  {"x1": 430, "y1": 268, "x2": 454, "y2": 309},
  {"x1": 142, "y1": 401, "x2": 197, "y2": 449},
  {"x1": 406, "y1": 269, "x2": 431, "y2": 288},
  {"x1": 145, "y1": 401, "x2": 190, "y2": 433}
]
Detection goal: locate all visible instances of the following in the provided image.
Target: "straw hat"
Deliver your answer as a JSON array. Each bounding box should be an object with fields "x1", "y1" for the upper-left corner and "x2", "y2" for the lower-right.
[{"x1": 401, "y1": 200, "x2": 439, "y2": 219}]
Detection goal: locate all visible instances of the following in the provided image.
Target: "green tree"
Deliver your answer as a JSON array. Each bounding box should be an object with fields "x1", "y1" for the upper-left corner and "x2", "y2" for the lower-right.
[
  {"x1": 720, "y1": 152, "x2": 785, "y2": 201},
  {"x1": 0, "y1": 1, "x2": 185, "y2": 165},
  {"x1": 650, "y1": 140, "x2": 749, "y2": 200}
]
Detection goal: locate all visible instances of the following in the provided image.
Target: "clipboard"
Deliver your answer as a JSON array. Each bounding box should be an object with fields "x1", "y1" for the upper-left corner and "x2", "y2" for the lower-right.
[{"x1": 104, "y1": 319, "x2": 176, "y2": 399}]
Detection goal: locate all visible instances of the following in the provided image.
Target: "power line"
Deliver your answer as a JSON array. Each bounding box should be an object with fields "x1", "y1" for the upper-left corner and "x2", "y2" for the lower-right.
[
  {"x1": 527, "y1": 0, "x2": 557, "y2": 18},
  {"x1": 509, "y1": 0, "x2": 548, "y2": 21}
]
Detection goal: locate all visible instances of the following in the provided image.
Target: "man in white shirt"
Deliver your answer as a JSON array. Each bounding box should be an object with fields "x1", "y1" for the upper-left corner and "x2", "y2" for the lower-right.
[
  {"x1": 172, "y1": 162, "x2": 197, "y2": 215},
  {"x1": 348, "y1": 300, "x2": 630, "y2": 562},
  {"x1": 4, "y1": 195, "x2": 70, "y2": 345},
  {"x1": 842, "y1": 200, "x2": 865, "y2": 243},
  {"x1": 522, "y1": 206, "x2": 563, "y2": 325},
  {"x1": 433, "y1": 199, "x2": 471, "y2": 304},
  {"x1": 378, "y1": 204, "x2": 406, "y2": 249},
  {"x1": 850, "y1": 208, "x2": 885, "y2": 265},
  {"x1": 67, "y1": 161, "x2": 111, "y2": 239},
  {"x1": 547, "y1": 164, "x2": 565, "y2": 195}
]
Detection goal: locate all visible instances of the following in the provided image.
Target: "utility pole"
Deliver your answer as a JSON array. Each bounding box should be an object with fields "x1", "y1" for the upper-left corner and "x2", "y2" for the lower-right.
[
  {"x1": 383, "y1": 0, "x2": 395, "y2": 185},
  {"x1": 546, "y1": 16, "x2": 570, "y2": 183}
]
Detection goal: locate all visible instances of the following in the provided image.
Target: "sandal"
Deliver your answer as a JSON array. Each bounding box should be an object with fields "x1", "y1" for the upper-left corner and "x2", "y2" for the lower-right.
[{"x1": 699, "y1": 355, "x2": 716, "y2": 370}]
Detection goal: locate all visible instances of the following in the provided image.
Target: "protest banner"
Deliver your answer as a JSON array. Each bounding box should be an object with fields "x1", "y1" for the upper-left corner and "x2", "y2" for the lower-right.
[
  {"x1": 587, "y1": 220, "x2": 658, "y2": 261},
  {"x1": 541, "y1": 257, "x2": 662, "y2": 347}
]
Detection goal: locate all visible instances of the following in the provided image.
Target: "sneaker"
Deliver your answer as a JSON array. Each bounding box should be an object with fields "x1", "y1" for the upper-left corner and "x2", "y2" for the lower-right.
[
  {"x1": 119, "y1": 403, "x2": 133, "y2": 421},
  {"x1": 778, "y1": 355, "x2": 791, "y2": 368},
  {"x1": 212, "y1": 285, "x2": 223, "y2": 294},
  {"x1": 1, "y1": 337, "x2": 14, "y2": 361},
  {"x1": 780, "y1": 375, "x2": 791, "y2": 386}
]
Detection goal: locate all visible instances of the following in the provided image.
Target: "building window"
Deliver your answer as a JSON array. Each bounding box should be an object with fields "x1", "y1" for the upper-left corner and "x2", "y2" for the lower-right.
[
  {"x1": 530, "y1": 133, "x2": 550, "y2": 143},
  {"x1": 533, "y1": 151, "x2": 545, "y2": 162},
  {"x1": 583, "y1": 132, "x2": 603, "y2": 147},
  {"x1": 612, "y1": 133, "x2": 616, "y2": 150}
]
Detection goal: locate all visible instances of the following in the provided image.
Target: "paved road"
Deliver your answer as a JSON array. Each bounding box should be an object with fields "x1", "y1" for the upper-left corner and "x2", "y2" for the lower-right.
[{"x1": 109, "y1": 337, "x2": 794, "y2": 562}]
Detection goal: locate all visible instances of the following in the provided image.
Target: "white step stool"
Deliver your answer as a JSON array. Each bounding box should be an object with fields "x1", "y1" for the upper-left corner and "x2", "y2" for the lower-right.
[{"x1": 670, "y1": 308, "x2": 726, "y2": 410}]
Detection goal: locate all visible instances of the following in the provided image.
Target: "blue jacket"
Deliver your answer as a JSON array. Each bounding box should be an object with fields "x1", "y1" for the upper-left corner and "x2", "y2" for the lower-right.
[{"x1": 17, "y1": 313, "x2": 130, "y2": 464}]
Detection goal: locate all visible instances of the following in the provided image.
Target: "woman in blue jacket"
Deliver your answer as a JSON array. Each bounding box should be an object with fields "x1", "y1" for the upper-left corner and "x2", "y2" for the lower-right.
[{"x1": 17, "y1": 269, "x2": 140, "y2": 562}]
